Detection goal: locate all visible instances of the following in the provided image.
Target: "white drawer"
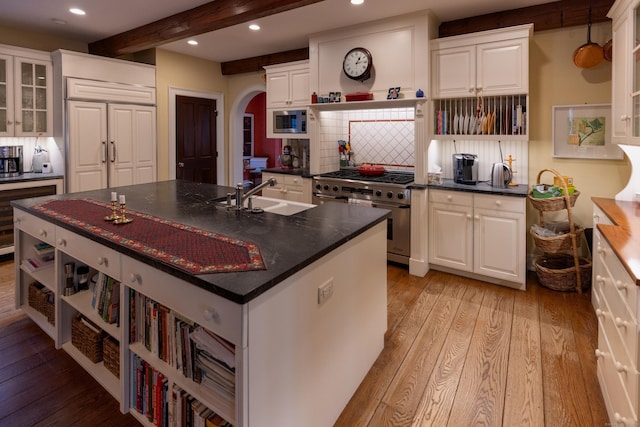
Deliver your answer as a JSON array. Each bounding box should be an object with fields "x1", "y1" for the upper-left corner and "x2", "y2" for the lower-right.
[
  {"x1": 593, "y1": 205, "x2": 614, "y2": 226},
  {"x1": 599, "y1": 270, "x2": 638, "y2": 366},
  {"x1": 474, "y1": 194, "x2": 525, "y2": 213},
  {"x1": 597, "y1": 239, "x2": 638, "y2": 324},
  {"x1": 283, "y1": 175, "x2": 305, "y2": 187},
  {"x1": 13, "y1": 209, "x2": 56, "y2": 246},
  {"x1": 55, "y1": 227, "x2": 121, "y2": 280},
  {"x1": 599, "y1": 303, "x2": 637, "y2": 400},
  {"x1": 121, "y1": 255, "x2": 243, "y2": 346},
  {"x1": 597, "y1": 323, "x2": 639, "y2": 424},
  {"x1": 429, "y1": 189, "x2": 473, "y2": 207}
]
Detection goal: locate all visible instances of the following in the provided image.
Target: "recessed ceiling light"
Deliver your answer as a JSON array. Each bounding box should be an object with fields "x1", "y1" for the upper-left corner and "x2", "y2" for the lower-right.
[
  {"x1": 249, "y1": 24, "x2": 261, "y2": 31},
  {"x1": 351, "y1": 0, "x2": 364, "y2": 4},
  {"x1": 69, "y1": 8, "x2": 86, "y2": 16},
  {"x1": 187, "y1": 40, "x2": 198, "y2": 46}
]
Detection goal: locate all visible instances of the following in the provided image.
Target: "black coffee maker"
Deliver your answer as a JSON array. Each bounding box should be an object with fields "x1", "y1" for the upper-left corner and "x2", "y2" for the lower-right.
[
  {"x1": 0, "y1": 146, "x2": 23, "y2": 177},
  {"x1": 453, "y1": 153, "x2": 478, "y2": 185}
]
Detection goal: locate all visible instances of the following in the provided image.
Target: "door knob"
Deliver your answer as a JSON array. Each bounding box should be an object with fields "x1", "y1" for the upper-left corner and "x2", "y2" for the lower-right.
[{"x1": 178, "y1": 162, "x2": 185, "y2": 168}]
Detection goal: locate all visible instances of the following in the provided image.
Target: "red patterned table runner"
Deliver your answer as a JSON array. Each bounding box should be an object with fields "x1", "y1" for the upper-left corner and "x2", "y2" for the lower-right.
[{"x1": 32, "y1": 199, "x2": 265, "y2": 274}]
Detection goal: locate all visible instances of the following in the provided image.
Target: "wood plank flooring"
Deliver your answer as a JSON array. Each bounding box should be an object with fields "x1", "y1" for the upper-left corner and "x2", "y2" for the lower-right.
[{"x1": 0, "y1": 257, "x2": 607, "y2": 427}]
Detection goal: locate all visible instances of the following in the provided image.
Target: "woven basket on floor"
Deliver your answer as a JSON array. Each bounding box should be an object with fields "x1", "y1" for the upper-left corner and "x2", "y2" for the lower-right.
[
  {"x1": 71, "y1": 315, "x2": 105, "y2": 363},
  {"x1": 28, "y1": 282, "x2": 55, "y2": 325},
  {"x1": 102, "y1": 335, "x2": 119, "y2": 378},
  {"x1": 534, "y1": 254, "x2": 592, "y2": 292},
  {"x1": 530, "y1": 225, "x2": 584, "y2": 253}
]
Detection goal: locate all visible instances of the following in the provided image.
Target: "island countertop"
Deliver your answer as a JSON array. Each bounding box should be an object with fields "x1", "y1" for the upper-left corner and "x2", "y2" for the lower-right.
[{"x1": 11, "y1": 179, "x2": 390, "y2": 304}]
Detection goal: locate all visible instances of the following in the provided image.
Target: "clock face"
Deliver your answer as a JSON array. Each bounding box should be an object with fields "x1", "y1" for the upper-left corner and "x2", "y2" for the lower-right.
[{"x1": 343, "y1": 47, "x2": 372, "y2": 81}]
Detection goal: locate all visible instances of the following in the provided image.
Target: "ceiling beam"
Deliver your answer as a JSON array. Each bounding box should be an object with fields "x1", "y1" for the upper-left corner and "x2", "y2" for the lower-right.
[
  {"x1": 88, "y1": 0, "x2": 323, "y2": 57},
  {"x1": 438, "y1": 0, "x2": 615, "y2": 38},
  {"x1": 221, "y1": 48, "x2": 309, "y2": 75}
]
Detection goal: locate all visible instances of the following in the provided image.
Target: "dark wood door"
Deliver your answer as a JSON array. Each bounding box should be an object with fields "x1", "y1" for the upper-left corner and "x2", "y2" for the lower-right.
[{"x1": 176, "y1": 95, "x2": 217, "y2": 184}]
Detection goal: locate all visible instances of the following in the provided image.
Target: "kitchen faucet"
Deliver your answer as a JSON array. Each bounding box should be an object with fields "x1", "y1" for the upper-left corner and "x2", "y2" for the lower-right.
[{"x1": 233, "y1": 178, "x2": 277, "y2": 210}]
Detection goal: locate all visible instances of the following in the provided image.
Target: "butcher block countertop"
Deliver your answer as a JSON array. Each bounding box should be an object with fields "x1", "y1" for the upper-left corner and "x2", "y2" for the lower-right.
[{"x1": 592, "y1": 197, "x2": 640, "y2": 286}]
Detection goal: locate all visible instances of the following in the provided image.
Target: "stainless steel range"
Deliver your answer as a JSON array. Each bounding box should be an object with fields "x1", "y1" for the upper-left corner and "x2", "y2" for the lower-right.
[{"x1": 312, "y1": 170, "x2": 413, "y2": 265}]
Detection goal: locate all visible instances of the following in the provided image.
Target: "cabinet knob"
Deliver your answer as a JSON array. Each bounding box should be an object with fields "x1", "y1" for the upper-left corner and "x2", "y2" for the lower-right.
[
  {"x1": 203, "y1": 308, "x2": 218, "y2": 321},
  {"x1": 595, "y1": 349, "x2": 606, "y2": 358},
  {"x1": 620, "y1": 115, "x2": 631, "y2": 121},
  {"x1": 614, "y1": 317, "x2": 629, "y2": 329},
  {"x1": 38, "y1": 229, "x2": 47, "y2": 237},
  {"x1": 129, "y1": 273, "x2": 141, "y2": 284},
  {"x1": 495, "y1": 200, "x2": 502, "y2": 206},
  {"x1": 596, "y1": 308, "x2": 606, "y2": 318},
  {"x1": 614, "y1": 413, "x2": 629, "y2": 425},
  {"x1": 97, "y1": 257, "x2": 107, "y2": 266},
  {"x1": 596, "y1": 245, "x2": 605, "y2": 255},
  {"x1": 474, "y1": 215, "x2": 479, "y2": 220},
  {"x1": 57, "y1": 238, "x2": 66, "y2": 247},
  {"x1": 615, "y1": 280, "x2": 628, "y2": 292},
  {"x1": 592, "y1": 213, "x2": 599, "y2": 220},
  {"x1": 447, "y1": 195, "x2": 452, "y2": 201},
  {"x1": 468, "y1": 87, "x2": 474, "y2": 93},
  {"x1": 15, "y1": 120, "x2": 21, "y2": 125},
  {"x1": 466, "y1": 214, "x2": 472, "y2": 220},
  {"x1": 615, "y1": 361, "x2": 628, "y2": 373},
  {"x1": 14, "y1": 217, "x2": 21, "y2": 224}
]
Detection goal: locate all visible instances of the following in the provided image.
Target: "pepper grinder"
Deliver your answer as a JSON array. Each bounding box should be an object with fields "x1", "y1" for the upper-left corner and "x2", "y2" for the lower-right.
[{"x1": 64, "y1": 262, "x2": 75, "y2": 296}]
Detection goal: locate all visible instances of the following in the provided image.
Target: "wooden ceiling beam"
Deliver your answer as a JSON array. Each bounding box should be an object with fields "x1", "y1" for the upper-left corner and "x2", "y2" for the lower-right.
[
  {"x1": 88, "y1": 0, "x2": 323, "y2": 57},
  {"x1": 221, "y1": 48, "x2": 309, "y2": 75},
  {"x1": 438, "y1": 0, "x2": 615, "y2": 38}
]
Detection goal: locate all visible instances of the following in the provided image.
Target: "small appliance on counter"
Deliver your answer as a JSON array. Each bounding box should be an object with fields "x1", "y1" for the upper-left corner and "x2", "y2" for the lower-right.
[
  {"x1": 453, "y1": 153, "x2": 478, "y2": 184},
  {"x1": 0, "y1": 146, "x2": 23, "y2": 177},
  {"x1": 279, "y1": 145, "x2": 294, "y2": 169},
  {"x1": 490, "y1": 162, "x2": 513, "y2": 188}
]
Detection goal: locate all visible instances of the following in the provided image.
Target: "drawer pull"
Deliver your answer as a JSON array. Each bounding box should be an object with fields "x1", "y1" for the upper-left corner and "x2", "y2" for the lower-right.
[
  {"x1": 596, "y1": 275, "x2": 605, "y2": 285},
  {"x1": 595, "y1": 349, "x2": 607, "y2": 358},
  {"x1": 466, "y1": 214, "x2": 472, "y2": 220},
  {"x1": 38, "y1": 229, "x2": 47, "y2": 237},
  {"x1": 615, "y1": 361, "x2": 629, "y2": 373},
  {"x1": 57, "y1": 238, "x2": 67, "y2": 247},
  {"x1": 614, "y1": 413, "x2": 629, "y2": 425},
  {"x1": 203, "y1": 308, "x2": 218, "y2": 321},
  {"x1": 495, "y1": 200, "x2": 502, "y2": 206},
  {"x1": 447, "y1": 195, "x2": 452, "y2": 201},
  {"x1": 129, "y1": 273, "x2": 141, "y2": 284},
  {"x1": 614, "y1": 317, "x2": 629, "y2": 329},
  {"x1": 596, "y1": 308, "x2": 606, "y2": 318},
  {"x1": 615, "y1": 280, "x2": 628, "y2": 292},
  {"x1": 596, "y1": 245, "x2": 605, "y2": 255},
  {"x1": 97, "y1": 257, "x2": 107, "y2": 266},
  {"x1": 14, "y1": 217, "x2": 21, "y2": 224}
]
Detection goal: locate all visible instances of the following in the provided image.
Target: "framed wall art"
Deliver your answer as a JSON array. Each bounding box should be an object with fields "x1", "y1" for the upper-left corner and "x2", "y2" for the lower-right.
[{"x1": 552, "y1": 104, "x2": 623, "y2": 159}]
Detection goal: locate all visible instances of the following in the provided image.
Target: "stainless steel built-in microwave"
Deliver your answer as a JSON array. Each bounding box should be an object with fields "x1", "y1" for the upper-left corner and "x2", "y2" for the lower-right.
[{"x1": 273, "y1": 109, "x2": 307, "y2": 134}]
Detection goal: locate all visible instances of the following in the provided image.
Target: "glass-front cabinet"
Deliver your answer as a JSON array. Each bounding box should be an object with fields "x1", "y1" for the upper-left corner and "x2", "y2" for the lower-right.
[
  {"x1": 633, "y1": 5, "x2": 640, "y2": 138},
  {"x1": 0, "y1": 45, "x2": 52, "y2": 137}
]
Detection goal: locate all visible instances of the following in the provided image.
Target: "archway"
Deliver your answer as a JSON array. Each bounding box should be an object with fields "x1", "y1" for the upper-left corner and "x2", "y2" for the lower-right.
[{"x1": 229, "y1": 84, "x2": 266, "y2": 186}]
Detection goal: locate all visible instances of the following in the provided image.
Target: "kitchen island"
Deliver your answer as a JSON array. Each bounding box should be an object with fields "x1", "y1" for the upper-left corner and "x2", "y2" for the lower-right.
[{"x1": 12, "y1": 180, "x2": 390, "y2": 427}]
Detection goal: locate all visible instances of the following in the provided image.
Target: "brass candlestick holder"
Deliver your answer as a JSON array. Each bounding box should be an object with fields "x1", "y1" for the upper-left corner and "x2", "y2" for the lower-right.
[
  {"x1": 114, "y1": 202, "x2": 133, "y2": 224},
  {"x1": 104, "y1": 200, "x2": 121, "y2": 221}
]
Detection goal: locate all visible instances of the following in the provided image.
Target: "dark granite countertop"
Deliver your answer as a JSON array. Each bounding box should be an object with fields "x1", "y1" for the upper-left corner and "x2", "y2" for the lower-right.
[
  {"x1": 11, "y1": 179, "x2": 390, "y2": 304},
  {"x1": 0, "y1": 173, "x2": 64, "y2": 184},
  {"x1": 423, "y1": 178, "x2": 528, "y2": 197}
]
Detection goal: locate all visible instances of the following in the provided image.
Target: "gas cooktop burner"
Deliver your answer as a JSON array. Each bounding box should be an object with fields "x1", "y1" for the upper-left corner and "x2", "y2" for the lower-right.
[{"x1": 318, "y1": 169, "x2": 414, "y2": 185}]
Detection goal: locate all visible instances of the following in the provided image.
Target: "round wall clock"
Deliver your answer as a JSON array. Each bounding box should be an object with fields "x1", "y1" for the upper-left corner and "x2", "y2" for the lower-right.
[{"x1": 342, "y1": 47, "x2": 373, "y2": 82}]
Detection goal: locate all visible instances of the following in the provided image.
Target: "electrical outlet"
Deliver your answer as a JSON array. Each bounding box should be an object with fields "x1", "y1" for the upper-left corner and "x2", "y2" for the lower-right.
[{"x1": 318, "y1": 279, "x2": 334, "y2": 305}]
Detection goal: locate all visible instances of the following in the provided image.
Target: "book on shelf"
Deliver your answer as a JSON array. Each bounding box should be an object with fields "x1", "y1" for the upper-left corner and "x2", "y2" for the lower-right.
[
  {"x1": 90, "y1": 272, "x2": 120, "y2": 325},
  {"x1": 21, "y1": 254, "x2": 54, "y2": 273},
  {"x1": 32, "y1": 242, "x2": 54, "y2": 260}
]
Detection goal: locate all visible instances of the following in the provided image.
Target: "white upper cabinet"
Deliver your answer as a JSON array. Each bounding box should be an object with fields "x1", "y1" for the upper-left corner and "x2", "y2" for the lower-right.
[
  {"x1": 0, "y1": 45, "x2": 53, "y2": 137},
  {"x1": 430, "y1": 25, "x2": 532, "y2": 99},
  {"x1": 608, "y1": 0, "x2": 640, "y2": 145},
  {"x1": 265, "y1": 60, "x2": 310, "y2": 109}
]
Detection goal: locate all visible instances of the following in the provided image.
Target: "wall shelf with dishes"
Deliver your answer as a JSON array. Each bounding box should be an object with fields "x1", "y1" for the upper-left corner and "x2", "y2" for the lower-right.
[{"x1": 431, "y1": 94, "x2": 529, "y2": 141}]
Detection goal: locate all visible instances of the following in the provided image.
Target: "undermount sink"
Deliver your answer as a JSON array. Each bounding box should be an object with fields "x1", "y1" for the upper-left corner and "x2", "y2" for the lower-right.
[{"x1": 223, "y1": 196, "x2": 316, "y2": 216}]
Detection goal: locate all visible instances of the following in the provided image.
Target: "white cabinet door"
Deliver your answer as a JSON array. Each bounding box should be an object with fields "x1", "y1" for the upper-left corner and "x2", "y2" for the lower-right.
[
  {"x1": 266, "y1": 71, "x2": 290, "y2": 109},
  {"x1": 14, "y1": 56, "x2": 52, "y2": 136},
  {"x1": 473, "y1": 207, "x2": 525, "y2": 284},
  {"x1": 476, "y1": 38, "x2": 527, "y2": 96},
  {"x1": 289, "y1": 68, "x2": 310, "y2": 106},
  {"x1": 611, "y1": 11, "x2": 630, "y2": 143},
  {"x1": 429, "y1": 202, "x2": 473, "y2": 271},
  {"x1": 431, "y1": 45, "x2": 475, "y2": 98},
  {"x1": 0, "y1": 54, "x2": 13, "y2": 136},
  {"x1": 108, "y1": 104, "x2": 157, "y2": 188},
  {"x1": 67, "y1": 100, "x2": 108, "y2": 192}
]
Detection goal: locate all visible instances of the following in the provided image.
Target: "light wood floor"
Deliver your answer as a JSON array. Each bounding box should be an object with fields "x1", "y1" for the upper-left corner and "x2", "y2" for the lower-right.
[{"x1": 0, "y1": 258, "x2": 607, "y2": 426}]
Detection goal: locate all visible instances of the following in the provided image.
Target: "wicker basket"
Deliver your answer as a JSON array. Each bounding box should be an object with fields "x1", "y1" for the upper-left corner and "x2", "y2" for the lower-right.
[
  {"x1": 530, "y1": 225, "x2": 584, "y2": 253},
  {"x1": 528, "y1": 190, "x2": 580, "y2": 212},
  {"x1": 534, "y1": 254, "x2": 592, "y2": 292},
  {"x1": 103, "y1": 335, "x2": 120, "y2": 378},
  {"x1": 71, "y1": 315, "x2": 105, "y2": 363},
  {"x1": 28, "y1": 282, "x2": 55, "y2": 325}
]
